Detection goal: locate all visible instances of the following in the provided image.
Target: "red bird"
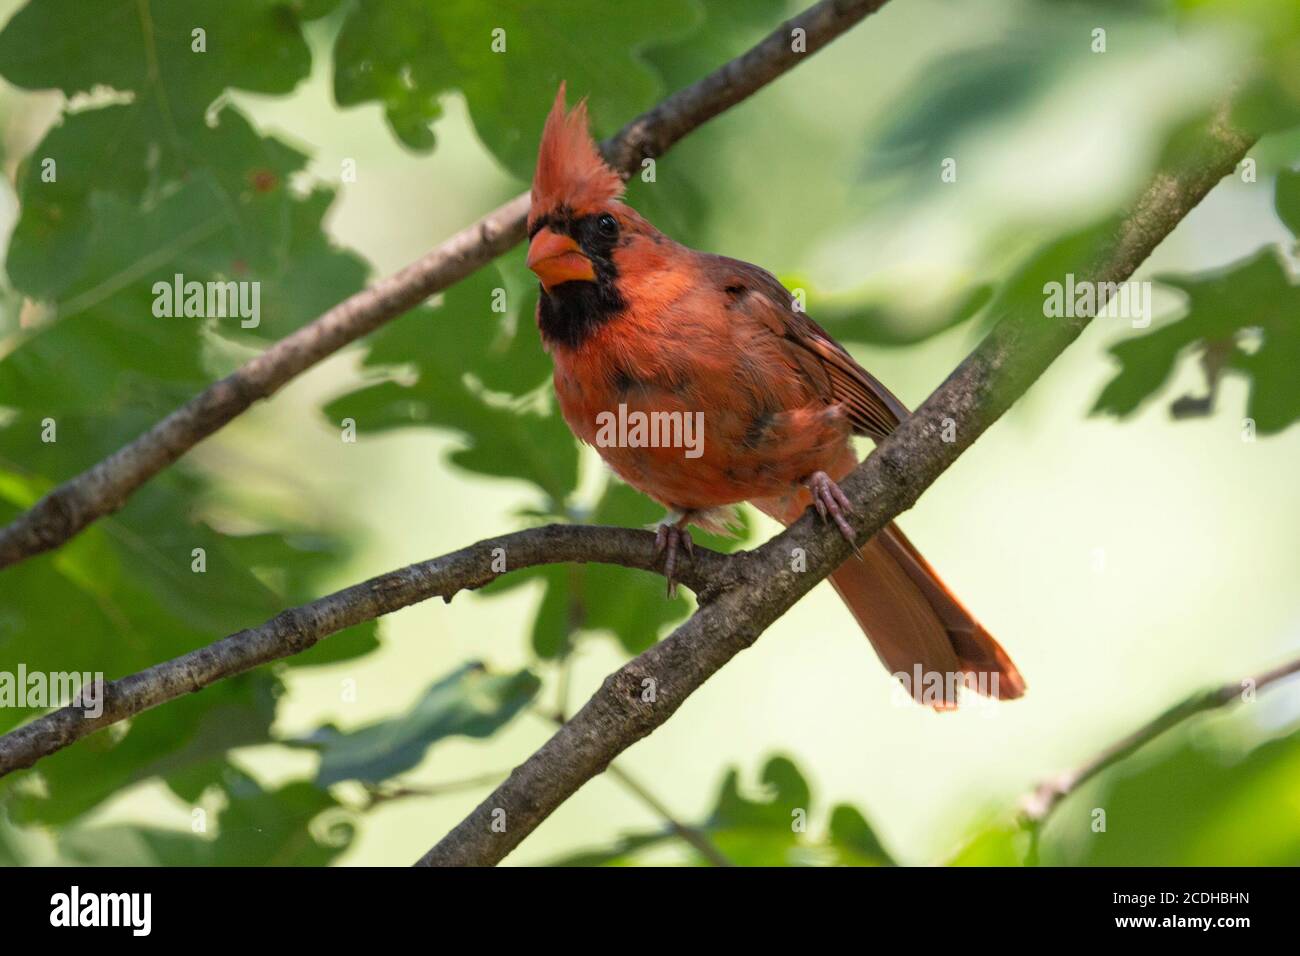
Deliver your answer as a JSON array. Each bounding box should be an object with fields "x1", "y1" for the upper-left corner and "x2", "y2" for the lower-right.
[{"x1": 526, "y1": 87, "x2": 1024, "y2": 708}]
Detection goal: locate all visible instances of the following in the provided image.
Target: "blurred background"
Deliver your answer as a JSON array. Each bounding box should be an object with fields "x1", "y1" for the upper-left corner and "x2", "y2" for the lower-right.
[{"x1": 0, "y1": 0, "x2": 1297, "y2": 866}]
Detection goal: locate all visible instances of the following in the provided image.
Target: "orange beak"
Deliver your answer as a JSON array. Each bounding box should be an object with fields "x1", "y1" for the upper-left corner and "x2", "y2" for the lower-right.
[{"x1": 526, "y1": 227, "x2": 595, "y2": 291}]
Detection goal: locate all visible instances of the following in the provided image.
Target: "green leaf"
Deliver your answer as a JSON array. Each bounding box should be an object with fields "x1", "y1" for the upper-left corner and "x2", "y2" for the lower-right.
[
  {"x1": 1275, "y1": 167, "x2": 1300, "y2": 238},
  {"x1": 8, "y1": 103, "x2": 310, "y2": 301},
  {"x1": 1039, "y1": 722, "x2": 1300, "y2": 866},
  {"x1": 503, "y1": 559, "x2": 691, "y2": 660},
  {"x1": 815, "y1": 282, "x2": 994, "y2": 348},
  {"x1": 324, "y1": 262, "x2": 576, "y2": 500},
  {"x1": 0, "y1": 4, "x2": 363, "y2": 331},
  {"x1": 0, "y1": 495, "x2": 376, "y2": 823},
  {"x1": 624, "y1": 0, "x2": 785, "y2": 242},
  {"x1": 981, "y1": 220, "x2": 1119, "y2": 332},
  {"x1": 57, "y1": 775, "x2": 355, "y2": 866},
  {"x1": 857, "y1": 5, "x2": 1165, "y2": 198},
  {"x1": 2, "y1": 665, "x2": 280, "y2": 825},
  {"x1": 332, "y1": 0, "x2": 699, "y2": 176},
  {"x1": 1236, "y1": 328, "x2": 1300, "y2": 434},
  {"x1": 484, "y1": 480, "x2": 709, "y2": 658},
  {"x1": 57, "y1": 825, "x2": 215, "y2": 867},
  {"x1": 826, "y1": 805, "x2": 896, "y2": 866},
  {"x1": 0, "y1": 0, "x2": 373, "y2": 842},
  {"x1": 948, "y1": 819, "x2": 1028, "y2": 867},
  {"x1": 703, "y1": 757, "x2": 893, "y2": 866},
  {"x1": 0, "y1": 0, "x2": 315, "y2": 114},
  {"x1": 863, "y1": 45, "x2": 1057, "y2": 182},
  {"x1": 709, "y1": 755, "x2": 810, "y2": 828},
  {"x1": 1092, "y1": 247, "x2": 1300, "y2": 433},
  {"x1": 0, "y1": 474, "x2": 374, "y2": 823},
  {"x1": 0, "y1": 808, "x2": 42, "y2": 865},
  {"x1": 549, "y1": 830, "x2": 669, "y2": 867},
  {"x1": 1174, "y1": 0, "x2": 1300, "y2": 135},
  {"x1": 640, "y1": 0, "x2": 783, "y2": 91},
  {"x1": 220, "y1": 531, "x2": 380, "y2": 668},
  {"x1": 549, "y1": 755, "x2": 895, "y2": 867},
  {"x1": 297, "y1": 663, "x2": 540, "y2": 786}
]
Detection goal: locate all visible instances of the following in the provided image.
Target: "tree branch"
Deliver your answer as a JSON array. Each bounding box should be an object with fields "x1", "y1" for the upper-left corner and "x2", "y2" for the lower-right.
[
  {"x1": 531, "y1": 708, "x2": 734, "y2": 866},
  {"x1": 414, "y1": 113, "x2": 1256, "y2": 867},
  {"x1": 361, "y1": 746, "x2": 734, "y2": 867},
  {"x1": 603, "y1": 761, "x2": 734, "y2": 867},
  {"x1": 0, "y1": 0, "x2": 893, "y2": 571},
  {"x1": 1019, "y1": 655, "x2": 1300, "y2": 826},
  {"x1": 0, "y1": 525, "x2": 735, "y2": 778}
]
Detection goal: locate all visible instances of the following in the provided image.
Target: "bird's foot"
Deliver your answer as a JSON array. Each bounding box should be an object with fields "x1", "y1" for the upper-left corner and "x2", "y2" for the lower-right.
[
  {"x1": 805, "y1": 471, "x2": 861, "y2": 558},
  {"x1": 654, "y1": 516, "x2": 694, "y2": 599}
]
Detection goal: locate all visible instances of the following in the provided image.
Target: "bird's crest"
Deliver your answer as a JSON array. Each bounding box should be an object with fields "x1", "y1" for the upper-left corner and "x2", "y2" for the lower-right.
[{"x1": 530, "y1": 83, "x2": 624, "y2": 225}]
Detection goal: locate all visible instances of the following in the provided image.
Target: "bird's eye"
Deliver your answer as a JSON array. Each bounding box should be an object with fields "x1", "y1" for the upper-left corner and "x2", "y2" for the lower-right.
[{"x1": 596, "y1": 213, "x2": 618, "y2": 237}]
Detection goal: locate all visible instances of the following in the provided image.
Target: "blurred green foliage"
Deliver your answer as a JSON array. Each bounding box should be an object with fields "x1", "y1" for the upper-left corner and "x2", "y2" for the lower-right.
[
  {"x1": 1094, "y1": 173, "x2": 1300, "y2": 433},
  {"x1": 553, "y1": 756, "x2": 897, "y2": 866},
  {"x1": 1041, "y1": 723, "x2": 1300, "y2": 866},
  {"x1": 333, "y1": 0, "x2": 697, "y2": 170},
  {"x1": 297, "y1": 662, "x2": 539, "y2": 787},
  {"x1": 0, "y1": 0, "x2": 1295, "y2": 866}
]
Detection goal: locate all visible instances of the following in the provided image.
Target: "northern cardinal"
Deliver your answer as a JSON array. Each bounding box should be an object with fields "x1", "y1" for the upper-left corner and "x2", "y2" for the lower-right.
[{"x1": 525, "y1": 86, "x2": 1024, "y2": 707}]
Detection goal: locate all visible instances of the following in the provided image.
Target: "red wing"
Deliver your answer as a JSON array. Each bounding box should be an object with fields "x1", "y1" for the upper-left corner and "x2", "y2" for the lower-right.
[{"x1": 706, "y1": 256, "x2": 909, "y2": 441}]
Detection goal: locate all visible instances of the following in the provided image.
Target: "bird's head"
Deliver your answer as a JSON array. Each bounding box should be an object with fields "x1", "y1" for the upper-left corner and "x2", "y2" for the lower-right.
[
  {"x1": 527, "y1": 85, "x2": 677, "y2": 348},
  {"x1": 526, "y1": 83, "x2": 630, "y2": 294}
]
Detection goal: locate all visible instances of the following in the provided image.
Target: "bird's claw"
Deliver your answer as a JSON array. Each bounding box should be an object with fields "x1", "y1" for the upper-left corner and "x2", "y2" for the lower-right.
[
  {"x1": 655, "y1": 522, "x2": 694, "y2": 598},
  {"x1": 806, "y1": 471, "x2": 862, "y2": 560}
]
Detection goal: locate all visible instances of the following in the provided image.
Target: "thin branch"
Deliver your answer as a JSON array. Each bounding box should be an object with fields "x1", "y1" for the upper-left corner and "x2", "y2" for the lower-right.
[
  {"x1": 414, "y1": 112, "x2": 1257, "y2": 867},
  {"x1": 531, "y1": 519, "x2": 732, "y2": 865},
  {"x1": 359, "y1": 758, "x2": 732, "y2": 868},
  {"x1": 361, "y1": 772, "x2": 509, "y2": 809},
  {"x1": 0, "y1": 524, "x2": 734, "y2": 778},
  {"x1": 531, "y1": 708, "x2": 733, "y2": 866},
  {"x1": 1019, "y1": 655, "x2": 1300, "y2": 826},
  {"x1": 604, "y1": 762, "x2": 734, "y2": 868},
  {"x1": 0, "y1": 0, "x2": 894, "y2": 572}
]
